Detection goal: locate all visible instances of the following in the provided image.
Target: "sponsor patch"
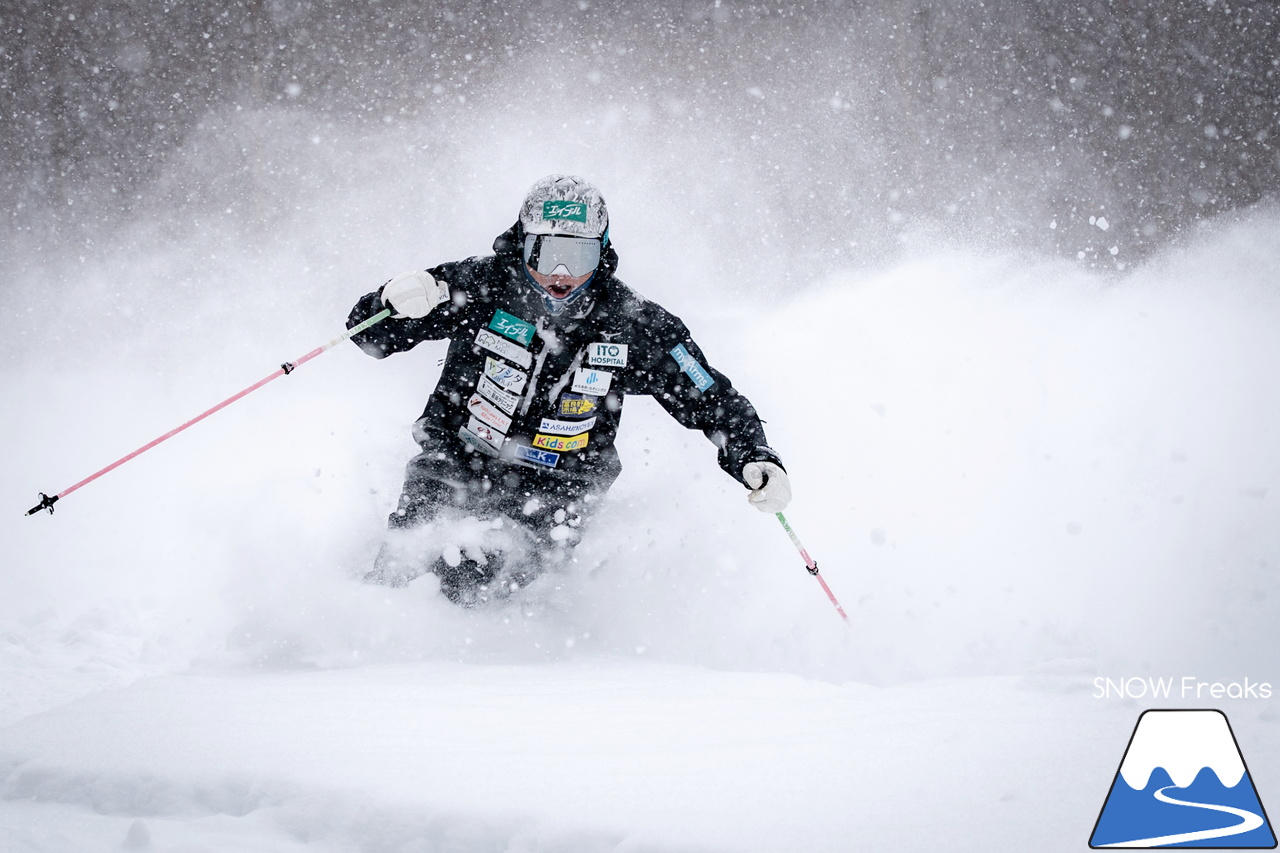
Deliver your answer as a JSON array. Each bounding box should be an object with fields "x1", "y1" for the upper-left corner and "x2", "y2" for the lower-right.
[
  {"x1": 465, "y1": 416, "x2": 505, "y2": 450},
  {"x1": 474, "y1": 329, "x2": 531, "y2": 369},
  {"x1": 542, "y1": 200, "x2": 587, "y2": 223},
  {"x1": 483, "y1": 357, "x2": 527, "y2": 393},
  {"x1": 458, "y1": 425, "x2": 500, "y2": 457},
  {"x1": 533, "y1": 432, "x2": 589, "y2": 452},
  {"x1": 571, "y1": 368, "x2": 613, "y2": 396},
  {"x1": 513, "y1": 444, "x2": 560, "y2": 468},
  {"x1": 557, "y1": 394, "x2": 597, "y2": 419},
  {"x1": 477, "y1": 375, "x2": 520, "y2": 415},
  {"x1": 670, "y1": 343, "x2": 715, "y2": 392},
  {"x1": 488, "y1": 309, "x2": 534, "y2": 346},
  {"x1": 588, "y1": 342, "x2": 628, "y2": 368},
  {"x1": 467, "y1": 393, "x2": 512, "y2": 433},
  {"x1": 538, "y1": 416, "x2": 596, "y2": 436}
]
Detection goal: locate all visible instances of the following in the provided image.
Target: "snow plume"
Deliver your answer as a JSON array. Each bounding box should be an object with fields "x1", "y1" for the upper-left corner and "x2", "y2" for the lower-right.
[
  {"x1": 2, "y1": 1, "x2": 1279, "y2": 727},
  {"x1": 5, "y1": 194, "x2": 1280, "y2": 722}
]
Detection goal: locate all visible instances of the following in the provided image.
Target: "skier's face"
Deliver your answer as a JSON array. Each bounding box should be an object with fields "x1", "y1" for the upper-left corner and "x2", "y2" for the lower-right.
[
  {"x1": 526, "y1": 264, "x2": 594, "y2": 300},
  {"x1": 521, "y1": 232, "x2": 601, "y2": 301}
]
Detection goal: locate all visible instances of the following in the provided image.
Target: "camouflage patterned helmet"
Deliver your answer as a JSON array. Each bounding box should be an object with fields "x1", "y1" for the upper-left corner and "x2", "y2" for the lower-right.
[{"x1": 518, "y1": 174, "x2": 609, "y2": 242}]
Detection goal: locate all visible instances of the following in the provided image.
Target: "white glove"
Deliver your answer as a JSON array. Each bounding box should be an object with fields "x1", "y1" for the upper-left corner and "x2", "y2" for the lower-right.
[
  {"x1": 743, "y1": 461, "x2": 791, "y2": 513},
  {"x1": 381, "y1": 270, "x2": 446, "y2": 319}
]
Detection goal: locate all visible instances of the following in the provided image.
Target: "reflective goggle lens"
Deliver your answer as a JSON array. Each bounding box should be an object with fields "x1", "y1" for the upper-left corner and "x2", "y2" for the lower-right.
[{"x1": 522, "y1": 234, "x2": 602, "y2": 277}]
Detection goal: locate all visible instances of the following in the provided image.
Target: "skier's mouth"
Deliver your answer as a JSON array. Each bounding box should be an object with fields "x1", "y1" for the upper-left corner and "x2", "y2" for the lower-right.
[{"x1": 527, "y1": 265, "x2": 593, "y2": 300}]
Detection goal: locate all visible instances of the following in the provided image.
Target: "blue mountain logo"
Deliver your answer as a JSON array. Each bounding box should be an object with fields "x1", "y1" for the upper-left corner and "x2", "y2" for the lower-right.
[{"x1": 1091, "y1": 709, "x2": 1276, "y2": 848}]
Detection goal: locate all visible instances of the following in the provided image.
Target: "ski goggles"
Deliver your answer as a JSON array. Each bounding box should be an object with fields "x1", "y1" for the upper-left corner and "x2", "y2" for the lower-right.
[{"x1": 522, "y1": 233, "x2": 602, "y2": 277}]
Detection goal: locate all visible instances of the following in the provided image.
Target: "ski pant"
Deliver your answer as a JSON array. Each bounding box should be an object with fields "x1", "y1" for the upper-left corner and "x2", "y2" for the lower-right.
[{"x1": 367, "y1": 448, "x2": 605, "y2": 604}]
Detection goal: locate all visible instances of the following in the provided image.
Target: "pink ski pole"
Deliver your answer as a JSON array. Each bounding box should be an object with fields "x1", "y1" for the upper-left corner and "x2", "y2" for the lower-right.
[
  {"x1": 775, "y1": 512, "x2": 849, "y2": 624},
  {"x1": 25, "y1": 308, "x2": 392, "y2": 516}
]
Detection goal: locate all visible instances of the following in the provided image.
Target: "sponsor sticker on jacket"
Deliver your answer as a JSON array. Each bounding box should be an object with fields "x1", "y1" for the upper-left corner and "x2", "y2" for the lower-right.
[
  {"x1": 488, "y1": 309, "x2": 534, "y2": 346},
  {"x1": 458, "y1": 424, "x2": 500, "y2": 457},
  {"x1": 474, "y1": 329, "x2": 532, "y2": 369},
  {"x1": 533, "y1": 432, "x2": 589, "y2": 452},
  {"x1": 557, "y1": 393, "x2": 597, "y2": 419},
  {"x1": 670, "y1": 343, "x2": 715, "y2": 392},
  {"x1": 467, "y1": 393, "x2": 512, "y2": 433},
  {"x1": 571, "y1": 368, "x2": 613, "y2": 396},
  {"x1": 513, "y1": 444, "x2": 560, "y2": 468},
  {"x1": 477, "y1": 375, "x2": 520, "y2": 415},
  {"x1": 588, "y1": 342, "x2": 628, "y2": 368},
  {"x1": 538, "y1": 416, "x2": 596, "y2": 436},
  {"x1": 464, "y1": 416, "x2": 505, "y2": 450},
  {"x1": 483, "y1": 356, "x2": 527, "y2": 393}
]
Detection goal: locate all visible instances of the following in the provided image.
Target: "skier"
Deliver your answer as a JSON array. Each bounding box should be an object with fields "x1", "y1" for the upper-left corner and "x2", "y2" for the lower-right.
[{"x1": 348, "y1": 175, "x2": 791, "y2": 604}]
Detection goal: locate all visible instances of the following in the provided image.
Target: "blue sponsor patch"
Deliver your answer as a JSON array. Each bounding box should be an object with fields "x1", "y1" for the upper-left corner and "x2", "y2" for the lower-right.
[
  {"x1": 670, "y1": 343, "x2": 715, "y2": 391},
  {"x1": 513, "y1": 444, "x2": 560, "y2": 468}
]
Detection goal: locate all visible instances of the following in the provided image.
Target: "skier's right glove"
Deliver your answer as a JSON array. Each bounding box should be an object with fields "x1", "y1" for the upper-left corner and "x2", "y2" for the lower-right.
[
  {"x1": 381, "y1": 270, "x2": 447, "y2": 319},
  {"x1": 743, "y1": 461, "x2": 791, "y2": 513}
]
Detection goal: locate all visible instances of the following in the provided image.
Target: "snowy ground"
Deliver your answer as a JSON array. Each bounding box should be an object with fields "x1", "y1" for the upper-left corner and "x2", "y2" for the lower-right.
[
  {"x1": 4, "y1": 166, "x2": 1280, "y2": 849},
  {"x1": 0, "y1": 663, "x2": 1236, "y2": 853}
]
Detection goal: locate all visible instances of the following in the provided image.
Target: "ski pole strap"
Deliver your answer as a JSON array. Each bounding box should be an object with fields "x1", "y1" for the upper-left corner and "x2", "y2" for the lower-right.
[
  {"x1": 25, "y1": 308, "x2": 393, "y2": 517},
  {"x1": 775, "y1": 512, "x2": 850, "y2": 625}
]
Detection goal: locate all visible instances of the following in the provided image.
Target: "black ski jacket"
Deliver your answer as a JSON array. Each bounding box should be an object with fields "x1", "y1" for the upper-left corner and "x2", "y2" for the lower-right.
[{"x1": 347, "y1": 224, "x2": 782, "y2": 500}]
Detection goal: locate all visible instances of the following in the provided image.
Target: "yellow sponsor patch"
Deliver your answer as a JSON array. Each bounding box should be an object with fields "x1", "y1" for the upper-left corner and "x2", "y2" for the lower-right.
[
  {"x1": 532, "y1": 432, "x2": 590, "y2": 452},
  {"x1": 558, "y1": 396, "x2": 596, "y2": 417}
]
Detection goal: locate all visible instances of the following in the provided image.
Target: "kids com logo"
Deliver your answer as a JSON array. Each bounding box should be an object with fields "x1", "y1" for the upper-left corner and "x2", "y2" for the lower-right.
[{"x1": 1090, "y1": 710, "x2": 1276, "y2": 848}]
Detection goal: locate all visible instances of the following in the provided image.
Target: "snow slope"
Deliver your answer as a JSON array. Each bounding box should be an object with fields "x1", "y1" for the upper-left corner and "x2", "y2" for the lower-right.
[{"x1": 0, "y1": 663, "x2": 1165, "y2": 852}]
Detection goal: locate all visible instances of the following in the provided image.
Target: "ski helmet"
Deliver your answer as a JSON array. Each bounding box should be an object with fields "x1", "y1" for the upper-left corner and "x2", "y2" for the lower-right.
[
  {"x1": 518, "y1": 174, "x2": 609, "y2": 243},
  {"x1": 518, "y1": 175, "x2": 609, "y2": 317}
]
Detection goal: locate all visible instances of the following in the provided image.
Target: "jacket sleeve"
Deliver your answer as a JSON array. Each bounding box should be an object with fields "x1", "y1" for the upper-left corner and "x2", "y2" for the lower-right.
[
  {"x1": 643, "y1": 311, "x2": 784, "y2": 485},
  {"x1": 346, "y1": 274, "x2": 460, "y2": 358}
]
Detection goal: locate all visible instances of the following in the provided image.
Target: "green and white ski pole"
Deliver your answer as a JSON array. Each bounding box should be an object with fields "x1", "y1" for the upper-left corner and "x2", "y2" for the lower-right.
[
  {"x1": 775, "y1": 512, "x2": 849, "y2": 624},
  {"x1": 25, "y1": 308, "x2": 392, "y2": 517}
]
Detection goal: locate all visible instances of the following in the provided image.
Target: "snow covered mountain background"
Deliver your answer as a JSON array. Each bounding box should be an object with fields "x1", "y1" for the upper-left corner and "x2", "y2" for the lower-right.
[{"x1": 3, "y1": 3, "x2": 1279, "y2": 850}]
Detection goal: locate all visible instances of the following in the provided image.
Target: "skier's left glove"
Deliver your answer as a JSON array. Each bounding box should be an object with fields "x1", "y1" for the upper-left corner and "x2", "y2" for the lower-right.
[{"x1": 743, "y1": 461, "x2": 791, "y2": 513}]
